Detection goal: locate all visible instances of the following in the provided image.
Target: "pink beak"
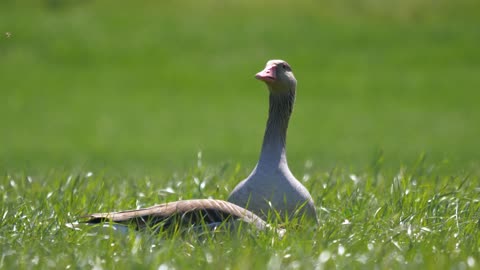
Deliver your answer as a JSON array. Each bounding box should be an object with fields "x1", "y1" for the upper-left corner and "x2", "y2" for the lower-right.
[{"x1": 255, "y1": 65, "x2": 276, "y2": 83}]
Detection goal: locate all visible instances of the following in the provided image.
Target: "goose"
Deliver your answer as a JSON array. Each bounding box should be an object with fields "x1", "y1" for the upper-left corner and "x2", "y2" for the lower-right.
[
  {"x1": 228, "y1": 60, "x2": 317, "y2": 222},
  {"x1": 81, "y1": 60, "x2": 317, "y2": 232}
]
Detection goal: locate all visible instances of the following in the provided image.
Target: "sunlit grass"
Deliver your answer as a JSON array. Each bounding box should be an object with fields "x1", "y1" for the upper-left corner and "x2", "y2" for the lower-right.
[{"x1": 1, "y1": 156, "x2": 479, "y2": 269}]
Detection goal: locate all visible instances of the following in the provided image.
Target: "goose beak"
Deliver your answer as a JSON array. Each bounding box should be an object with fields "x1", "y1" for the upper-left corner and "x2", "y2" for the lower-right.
[{"x1": 255, "y1": 65, "x2": 276, "y2": 83}]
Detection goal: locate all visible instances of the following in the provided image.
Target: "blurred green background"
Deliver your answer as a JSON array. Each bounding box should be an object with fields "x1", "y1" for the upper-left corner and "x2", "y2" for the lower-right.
[{"x1": 1, "y1": 0, "x2": 479, "y2": 173}]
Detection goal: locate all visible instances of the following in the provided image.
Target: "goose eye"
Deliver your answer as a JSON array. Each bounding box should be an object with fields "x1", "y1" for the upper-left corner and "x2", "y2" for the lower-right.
[{"x1": 282, "y1": 64, "x2": 291, "y2": 71}]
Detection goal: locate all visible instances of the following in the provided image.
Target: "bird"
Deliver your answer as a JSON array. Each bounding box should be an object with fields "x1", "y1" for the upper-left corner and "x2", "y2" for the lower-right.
[
  {"x1": 80, "y1": 60, "x2": 317, "y2": 232},
  {"x1": 228, "y1": 60, "x2": 317, "y2": 222}
]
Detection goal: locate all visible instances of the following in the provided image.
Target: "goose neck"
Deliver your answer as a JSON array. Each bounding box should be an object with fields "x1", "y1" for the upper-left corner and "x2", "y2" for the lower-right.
[{"x1": 257, "y1": 90, "x2": 295, "y2": 170}]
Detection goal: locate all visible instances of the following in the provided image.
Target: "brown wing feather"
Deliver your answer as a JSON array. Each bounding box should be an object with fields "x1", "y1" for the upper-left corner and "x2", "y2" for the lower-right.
[{"x1": 82, "y1": 199, "x2": 266, "y2": 231}]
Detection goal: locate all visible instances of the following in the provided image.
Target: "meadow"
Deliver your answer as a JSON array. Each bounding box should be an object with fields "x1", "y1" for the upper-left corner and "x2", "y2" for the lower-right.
[{"x1": 1, "y1": 0, "x2": 479, "y2": 269}]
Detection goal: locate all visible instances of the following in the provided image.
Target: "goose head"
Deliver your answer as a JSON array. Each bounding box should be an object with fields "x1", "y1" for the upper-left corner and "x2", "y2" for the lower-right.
[{"x1": 255, "y1": 59, "x2": 297, "y2": 94}]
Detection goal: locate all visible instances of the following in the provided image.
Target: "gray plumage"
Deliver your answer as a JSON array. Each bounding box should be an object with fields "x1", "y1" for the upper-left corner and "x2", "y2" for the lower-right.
[{"x1": 228, "y1": 60, "x2": 317, "y2": 222}]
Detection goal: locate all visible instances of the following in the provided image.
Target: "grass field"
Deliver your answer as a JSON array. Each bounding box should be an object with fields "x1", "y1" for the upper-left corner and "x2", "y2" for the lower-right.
[{"x1": 1, "y1": 0, "x2": 480, "y2": 269}]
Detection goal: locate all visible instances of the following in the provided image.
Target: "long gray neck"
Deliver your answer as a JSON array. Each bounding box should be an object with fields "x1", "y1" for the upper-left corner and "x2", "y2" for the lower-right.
[{"x1": 256, "y1": 88, "x2": 295, "y2": 171}]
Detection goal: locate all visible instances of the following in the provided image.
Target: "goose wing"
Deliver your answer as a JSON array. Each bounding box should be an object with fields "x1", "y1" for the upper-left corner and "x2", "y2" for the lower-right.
[{"x1": 82, "y1": 199, "x2": 267, "y2": 231}]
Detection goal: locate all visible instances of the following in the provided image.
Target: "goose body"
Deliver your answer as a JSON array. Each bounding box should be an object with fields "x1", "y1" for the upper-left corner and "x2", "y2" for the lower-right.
[
  {"x1": 82, "y1": 60, "x2": 317, "y2": 231},
  {"x1": 228, "y1": 60, "x2": 317, "y2": 222}
]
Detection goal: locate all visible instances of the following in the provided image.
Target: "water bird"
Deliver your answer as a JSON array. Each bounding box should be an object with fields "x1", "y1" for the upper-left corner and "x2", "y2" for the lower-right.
[{"x1": 81, "y1": 60, "x2": 317, "y2": 232}]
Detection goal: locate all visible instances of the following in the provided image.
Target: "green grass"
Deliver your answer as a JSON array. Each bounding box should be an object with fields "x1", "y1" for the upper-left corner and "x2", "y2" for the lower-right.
[
  {"x1": 2, "y1": 159, "x2": 479, "y2": 269},
  {"x1": 1, "y1": 0, "x2": 480, "y2": 269}
]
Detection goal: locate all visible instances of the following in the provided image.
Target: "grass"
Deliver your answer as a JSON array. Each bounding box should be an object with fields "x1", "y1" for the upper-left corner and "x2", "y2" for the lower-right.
[
  {"x1": 1, "y1": 0, "x2": 480, "y2": 269},
  {"x1": 2, "y1": 158, "x2": 479, "y2": 269}
]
